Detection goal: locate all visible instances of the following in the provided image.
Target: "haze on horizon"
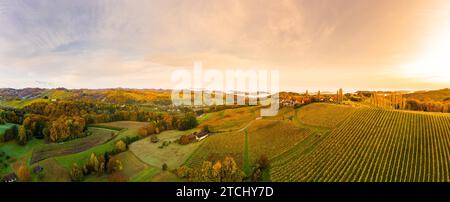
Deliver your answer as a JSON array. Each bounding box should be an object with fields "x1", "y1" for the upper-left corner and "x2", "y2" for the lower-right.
[{"x1": 0, "y1": 0, "x2": 449, "y2": 92}]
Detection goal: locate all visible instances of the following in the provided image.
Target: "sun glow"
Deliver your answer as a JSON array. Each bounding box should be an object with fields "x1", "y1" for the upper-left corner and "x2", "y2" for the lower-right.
[{"x1": 404, "y1": 17, "x2": 450, "y2": 83}]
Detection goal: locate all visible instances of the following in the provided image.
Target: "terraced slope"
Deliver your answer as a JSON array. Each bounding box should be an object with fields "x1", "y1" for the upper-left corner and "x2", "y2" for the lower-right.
[{"x1": 270, "y1": 108, "x2": 450, "y2": 182}]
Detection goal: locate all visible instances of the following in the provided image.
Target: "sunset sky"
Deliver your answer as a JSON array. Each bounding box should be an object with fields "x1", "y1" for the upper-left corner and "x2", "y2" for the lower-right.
[{"x1": 0, "y1": 0, "x2": 449, "y2": 92}]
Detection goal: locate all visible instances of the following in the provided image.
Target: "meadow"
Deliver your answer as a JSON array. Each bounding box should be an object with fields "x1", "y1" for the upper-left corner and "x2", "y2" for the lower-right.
[
  {"x1": 129, "y1": 129, "x2": 203, "y2": 169},
  {"x1": 31, "y1": 127, "x2": 117, "y2": 163}
]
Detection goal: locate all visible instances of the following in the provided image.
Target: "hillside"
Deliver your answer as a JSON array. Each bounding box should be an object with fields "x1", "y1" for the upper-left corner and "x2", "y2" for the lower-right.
[
  {"x1": 405, "y1": 88, "x2": 450, "y2": 102},
  {"x1": 0, "y1": 88, "x2": 172, "y2": 108},
  {"x1": 270, "y1": 104, "x2": 450, "y2": 182}
]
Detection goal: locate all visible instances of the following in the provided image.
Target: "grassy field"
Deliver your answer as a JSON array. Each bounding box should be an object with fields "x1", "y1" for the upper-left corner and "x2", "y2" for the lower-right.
[
  {"x1": 0, "y1": 138, "x2": 46, "y2": 176},
  {"x1": 129, "y1": 129, "x2": 202, "y2": 169},
  {"x1": 31, "y1": 127, "x2": 117, "y2": 163},
  {"x1": 114, "y1": 151, "x2": 151, "y2": 180},
  {"x1": 185, "y1": 130, "x2": 245, "y2": 168},
  {"x1": 35, "y1": 158, "x2": 71, "y2": 182},
  {"x1": 270, "y1": 106, "x2": 450, "y2": 182},
  {"x1": 52, "y1": 121, "x2": 146, "y2": 169}
]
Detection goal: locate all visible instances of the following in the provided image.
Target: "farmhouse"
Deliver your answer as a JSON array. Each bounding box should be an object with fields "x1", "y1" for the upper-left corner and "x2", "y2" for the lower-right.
[
  {"x1": 195, "y1": 130, "x2": 209, "y2": 141},
  {"x1": 2, "y1": 172, "x2": 17, "y2": 182}
]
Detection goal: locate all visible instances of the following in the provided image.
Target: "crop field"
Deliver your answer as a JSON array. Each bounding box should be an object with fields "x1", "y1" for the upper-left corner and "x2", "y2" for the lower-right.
[
  {"x1": 270, "y1": 108, "x2": 450, "y2": 182},
  {"x1": 198, "y1": 106, "x2": 260, "y2": 132},
  {"x1": 91, "y1": 121, "x2": 150, "y2": 129},
  {"x1": 31, "y1": 127, "x2": 117, "y2": 163},
  {"x1": 186, "y1": 107, "x2": 315, "y2": 170},
  {"x1": 35, "y1": 158, "x2": 70, "y2": 182},
  {"x1": 295, "y1": 103, "x2": 358, "y2": 128},
  {"x1": 185, "y1": 130, "x2": 245, "y2": 168},
  {"x1": 129, "y1": 129, "x2": 203, "y2": 169},
  {"x1": 246, "y1": 120, "x2": 314, "y2": 163}
]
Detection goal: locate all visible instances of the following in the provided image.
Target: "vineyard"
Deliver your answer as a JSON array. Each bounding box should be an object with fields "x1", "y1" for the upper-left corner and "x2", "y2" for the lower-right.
[{"x1": 270, "y1": 107, "x2": 450, "y2": 182}]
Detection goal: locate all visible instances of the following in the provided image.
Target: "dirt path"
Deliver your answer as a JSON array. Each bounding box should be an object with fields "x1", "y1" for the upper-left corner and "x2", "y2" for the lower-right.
[{"x1": 237, "y1": 117, "x2": 262, "y2": 132}]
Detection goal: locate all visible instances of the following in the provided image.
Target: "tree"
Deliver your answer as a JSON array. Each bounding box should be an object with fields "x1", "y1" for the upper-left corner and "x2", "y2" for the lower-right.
[
  {"x1": 17, "y1": 164, "x2": 30, "y2": 182},
  {"x1": 138, "y1": 127, "x2": 148, "y2": 137},
  {"x1": 177, "y1": 114, "x2": 198, "y2": 131},
  {"x1": 258, "y1": 155, "x2": 270, "y2": 169},
  {"x1": 17, "y1": 125, "x2": 27, "y2": 145},
  {"x1": 115, "y1": 140, "x2": 127, "y2": 153},
  {"x1": 0, "y1": 117, "x2": 5, "y2": 125},
  {"x1": 70, "y1": 163, "x2": 84, "y2": 182},
  {"x1": 150, "y1": 135, "x2": 159, "y2": 143},
  {"x1": 176, "y1": 166, "x2": 190, "y2": 178},
  {"x1": 202, "y1": 125, "x2": 210, "y2": 133},
  {"x1": 86, "y1": 153, "x2": 100, "y2": 173},
  {"x1": 190, "y1": 156, "x2": 244, "y2": 182},
  {"x1": 107, "y1": 157, "x2": 123, "y2": 174},
  {"x1": 49, "y1": 116, "x2": 86, "y2": 142},
  {"x1": 179, "y1": 134, "x2": 196, "y2": 145}
]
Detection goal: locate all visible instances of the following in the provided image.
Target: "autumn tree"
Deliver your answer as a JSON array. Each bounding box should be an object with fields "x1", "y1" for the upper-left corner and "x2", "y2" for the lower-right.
[
  {"x1": 85, "y1": 153, "x2": 100, "y2": 174},
  {"x1": 49, "y1": 116, "x2": 86, "y2": 142},
  {"x1": 258, "y1": 154, "x2": 270, "y2": 169},
  {"x1": 115, "y1": 140, "x2": 127, "y2": 153},
  {"x1": 70, "y1": 163, "x2": 84, "y2": 182},
  {"x1": 17, "y1": 164, "x2": 30, "y2": 182},
  {"x1": 189, "y1": 156, "x2": 244, "y2": 182},
  {"x1": 138, "y1": 127, "x2": 148, "y2": 137},
  {"x1": 17, "y1": 125, "x2": 27, "y2": 145}
]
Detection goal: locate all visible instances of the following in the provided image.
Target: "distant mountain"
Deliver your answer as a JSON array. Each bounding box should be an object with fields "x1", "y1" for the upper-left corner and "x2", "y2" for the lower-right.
[
  {"x1": 0, "y1": 88, "x2": 172, "y2": 106},
  {"x1": 0, "y1": 88, "x2": 45, "y2": 100}
]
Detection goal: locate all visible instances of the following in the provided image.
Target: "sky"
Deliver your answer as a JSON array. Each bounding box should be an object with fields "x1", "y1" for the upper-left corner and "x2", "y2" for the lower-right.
[{"x1": 0, "y1": 0, "x2": 449, "y2": 92}]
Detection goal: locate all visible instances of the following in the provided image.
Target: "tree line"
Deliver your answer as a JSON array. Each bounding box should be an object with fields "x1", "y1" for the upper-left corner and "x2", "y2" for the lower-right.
[{"x1": 1, "y1": 100, "x2": 198, "y2": 144}]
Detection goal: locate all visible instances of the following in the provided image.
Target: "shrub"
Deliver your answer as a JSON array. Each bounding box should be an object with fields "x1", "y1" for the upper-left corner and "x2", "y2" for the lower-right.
[
  {"x1": 162, "y1": 163, "x2": 168, "y2": 171},
  {"x1": 150, "y1": 135, "x2": 159, "y2": 143},
  {"x1": 179, "y1": 134, "x2": 196, "y2": 145},
  {"x1": 107, "y1": 157, "x2": 123, "y2": 174},
  {"x1": 188, "y1": 156, "x2": 244, "y2": 182},
  {"x1": 250, "y1": 167, "x2": 262, "y2": 182},
  {"x1": 115, "y1": 140, "x2": 127, "y2": 153},
  {"x1": 202, "y1": 125, "x2": 210, "y2": 133},
  {"x1": 176, "y1": 166, "x2": 191, "y2": 178},
  {"x1": 17, "y1": 125, "x2": 27, "y2": 145},
  {"x1": 17, "y1": 165, "x2": 30, "y2": 182}
]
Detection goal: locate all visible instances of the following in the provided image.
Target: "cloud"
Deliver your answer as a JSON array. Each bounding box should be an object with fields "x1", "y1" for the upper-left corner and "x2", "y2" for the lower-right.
[{"x1": 0, "y1": 0, "x2": 449, "y2": 90}]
